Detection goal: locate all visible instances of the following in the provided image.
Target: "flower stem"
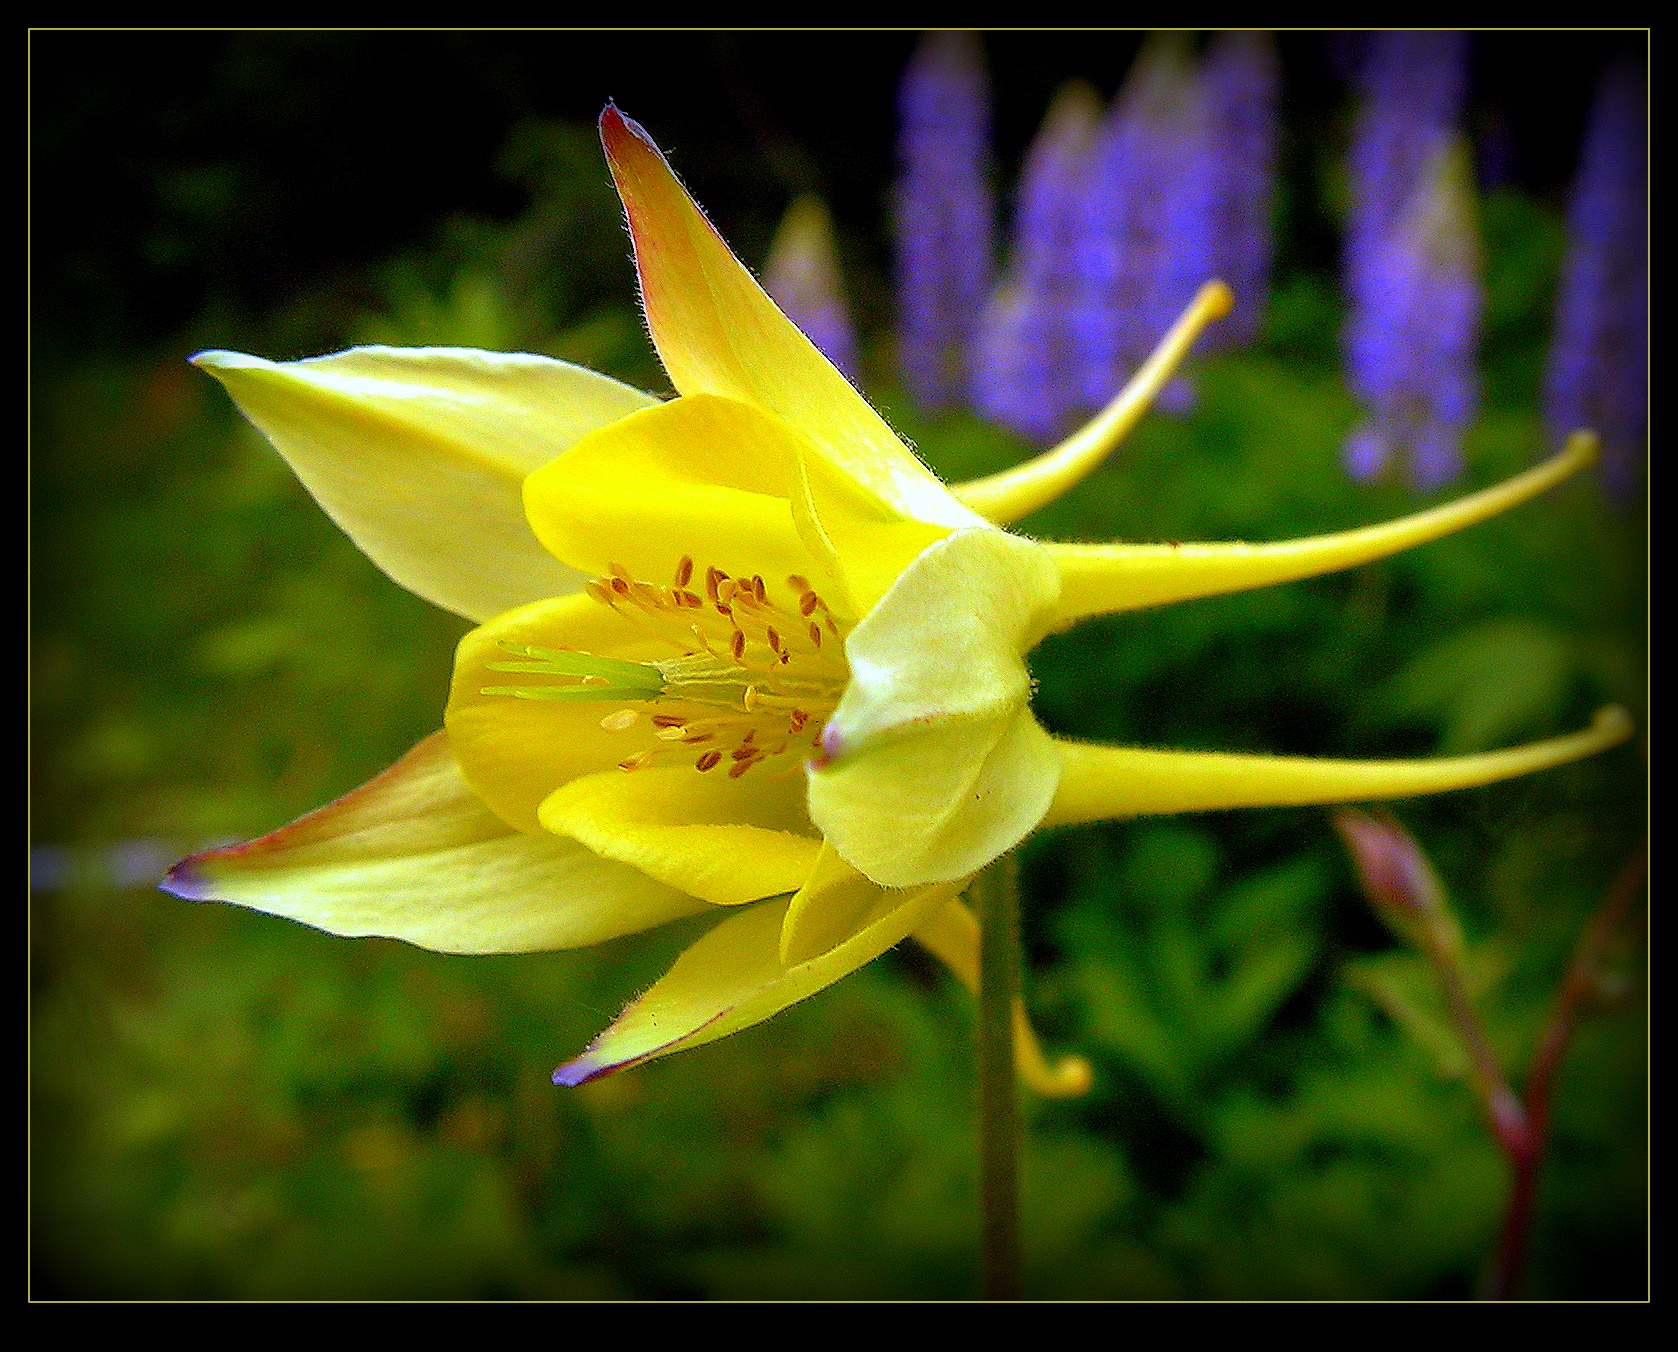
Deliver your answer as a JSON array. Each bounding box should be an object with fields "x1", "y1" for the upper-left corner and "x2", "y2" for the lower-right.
[
  {"x1": 1480, "y1": 843, "x2": 1647, "y2": 1300},
  {"x1": 974, "y1": 853, "x2": 1024, "y2": 1300}
]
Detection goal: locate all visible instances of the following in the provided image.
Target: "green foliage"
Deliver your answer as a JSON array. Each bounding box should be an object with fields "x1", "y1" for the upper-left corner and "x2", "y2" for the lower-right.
[
  {"x1": 1051, "y1": 825, "x2": 1329, "y2": 1114},
  {"x1": 33, "y1": 96, "x2": 1643, "y2": 1300}
]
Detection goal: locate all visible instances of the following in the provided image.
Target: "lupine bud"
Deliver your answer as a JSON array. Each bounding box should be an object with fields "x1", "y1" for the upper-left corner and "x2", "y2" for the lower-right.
[
  {"x1": 1343, "y1": 31, "x2": 1468, "y2": 311},
  {"x1": 894, "y1": 31, "x2": 995, "y2": 413},
  {"x1": 1543, "y1": 60, "x2": 1646, "y2": 500},
  {"x1": 1333, "y1": 807, "x2": 1463, "y2": 961},
  {"x1": 763, "y1": 195, "x2": 861, "y2": 384},
  {"x1": 1344, "y1": 137, "x2": 1482, "y2": 490},
  {"x1": 1199, "y1": 31, "x2": 1280, "y2": 348},
  {"x1": 1341, "y1": 33, "x2": 1479, "y2": 489},
  {"x1": 1075, "y1": 35, "x2": 1208, "y2": 415},
  {"x1": 970, "y1": 81, "x2": 1102, "y2": 442}
]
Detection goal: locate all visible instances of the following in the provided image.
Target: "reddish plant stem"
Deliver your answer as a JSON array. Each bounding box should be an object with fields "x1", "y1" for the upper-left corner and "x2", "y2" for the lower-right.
[{"x1": 1481, "y1": 843, "x2": 1646, "y2": 1299}]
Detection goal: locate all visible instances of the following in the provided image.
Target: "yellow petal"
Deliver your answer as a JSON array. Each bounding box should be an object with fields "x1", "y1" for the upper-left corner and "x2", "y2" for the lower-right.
[
  {"x1": 553, "y1": 876, "x2": 964, "y2": 1084},
  {"x1": 522, "y1": 392, "x2": 941, "y2": 615},
  {"x1": 599, "y1": 105, "x2": 985, "y2": 533},
  {"x1": 1048, "y1": 432, "x2": 1600, "y2": 625},
  {"x1": 913, "y1": 898, "x2": 1094, "y2": 1098},
  {"x1": 951, "y1": 280, "x2": 1234, "y2": 524},
  {"x1": 538, "y1": 766, "x2": 820, "y2": 907},
  {"x1": 194, "y1": 346, "x2": 657, "y2": 622},
  {"x1": 525, "y1": 391, "x2": 953, "y2": 619},
  {"x1": 1043, "y1": 705, "x2": 1634, "y2": 828},
  {"x1": 160, "y1": 732, "x2": 710, "y2": 952}
]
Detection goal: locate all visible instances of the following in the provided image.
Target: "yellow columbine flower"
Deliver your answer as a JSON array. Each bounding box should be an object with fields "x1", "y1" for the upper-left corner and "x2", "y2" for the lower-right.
[{"x1": 165, "y1": 106, "x2": 1630, "y2": 1090}]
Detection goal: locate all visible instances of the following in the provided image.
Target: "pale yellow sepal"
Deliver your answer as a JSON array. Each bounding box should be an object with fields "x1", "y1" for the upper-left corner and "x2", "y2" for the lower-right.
[
  {"x1": 1049, "y1": 432, "x2": 1600, "y2": 625},
  {"x1": 777, "y1": 841, "x2": 890, "y2": 968},
  {"x1": 160, "y1": 732, "x2": 711, "y2": 952},
  {"x1": 809, "y1": 529, "x2": 1064, "y2": 888},
  {"x1": 913, "y1": 898, "x2": 1095, "y2": 1098},
  {"x1": 952, "y1": 280, "x2": 1234, "y2": 524},
  {"x1": 537, "y1": 766, "x2": 821, "y2": 907},
  {"x1": 1043, "y1": 705, "x2": 1633, "y2": 829},
  {"x1": 193, "y1": 346, "x2": 657, "y2": 622},
  {"x1": 554, "y1": 875, "x2": 965, "y2": 1085},
  {"x1": 524, "y1": 393, "x2": 819, "y2": 596},
  {"x1": 598, "y1": 105, "x2": 986, "y2": 534}
]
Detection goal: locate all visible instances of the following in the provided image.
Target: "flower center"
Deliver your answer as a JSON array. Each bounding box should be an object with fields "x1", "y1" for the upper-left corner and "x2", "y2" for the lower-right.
[{"x1": 481, "y1": 555, "x2": 851, "y2": 780}]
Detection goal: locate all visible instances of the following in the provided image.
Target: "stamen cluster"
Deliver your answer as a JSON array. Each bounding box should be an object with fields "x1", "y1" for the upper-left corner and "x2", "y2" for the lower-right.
[{"x1": 540, "y1": 556, "x2": 851, "y2": 781}]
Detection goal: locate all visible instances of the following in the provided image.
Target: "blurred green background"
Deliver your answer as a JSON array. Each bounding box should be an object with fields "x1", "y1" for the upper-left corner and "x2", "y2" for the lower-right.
[{"x1": 32, "y1": 31, "x2": 1644, "y2": 1299}]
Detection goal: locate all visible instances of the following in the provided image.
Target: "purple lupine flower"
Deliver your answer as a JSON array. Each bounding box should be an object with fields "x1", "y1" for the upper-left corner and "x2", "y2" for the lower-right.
[
  {"x1": 894, "y1": 31, "x2": 995, "y2": 413},
  {"x1": 970, "y1": 81, "x2": 1103, "y2": 443},
  {"x1": 1343, "y1": 31, "x2": 1468, "y2": 318},
  {"x1": 763, "y1": 194, "x2": 861, "y2": 384},
  {"x1": 1344, "y1": 137, "x2": 1482, "y2": 491},
  {"x1": 967, "y1": 35, "x2": 1279, "y2": 443},
  {"x1": 1544, "y1": 60, "x2": 1646, "y2": 499},
  {"x1": 1199, "y1": 31, "x2": 1280, "y2": 348},
  {"x1": 1075, "y1": 35, "x2": 1210, "y2": 416},
  {"x1": 1341, "y1": 31, "x2": 1478, "y2": 488}
]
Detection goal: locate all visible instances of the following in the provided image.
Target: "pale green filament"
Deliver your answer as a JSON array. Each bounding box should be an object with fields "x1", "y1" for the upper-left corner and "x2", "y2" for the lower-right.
[{"x1": 482, "y1": 643, "x2": 667, "y2": 702}]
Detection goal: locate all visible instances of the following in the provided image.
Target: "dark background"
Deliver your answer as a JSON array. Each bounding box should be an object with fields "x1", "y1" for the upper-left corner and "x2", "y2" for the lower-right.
[{"x1": 33, "y1": 30, "x2": 1645, "y2": 356}]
